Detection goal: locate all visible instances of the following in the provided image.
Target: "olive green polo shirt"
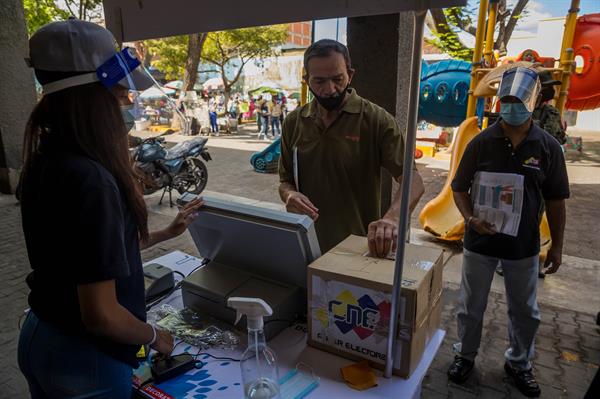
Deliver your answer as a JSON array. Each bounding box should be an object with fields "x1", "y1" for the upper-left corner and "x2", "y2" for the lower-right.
[{"x1": 279, "y1": 89, "x2": 405, "y2": 253}]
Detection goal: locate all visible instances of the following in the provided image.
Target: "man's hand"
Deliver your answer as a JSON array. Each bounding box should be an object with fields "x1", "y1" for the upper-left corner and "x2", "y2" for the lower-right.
[
  {"x1": 167, "y1": 197, "x2": 204, "y2": 237},
  {"x1": 543, "y1": 246, "x2": 562, "y2": 274},
  {"x1": 368, "y1": 218, "x2": 398, "y2": 258},
  {"x1": 285, "y1": 191, "x2": 319, "y2": 220},
  {"x1": 469, "y1": 217, "x2": 497, "y2": 235}
]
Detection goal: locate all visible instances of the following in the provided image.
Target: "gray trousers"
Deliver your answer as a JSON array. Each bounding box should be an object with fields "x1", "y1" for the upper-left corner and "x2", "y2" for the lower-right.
[{"x1": 454, "y1": 248, "x2": 541, "y2": 370}]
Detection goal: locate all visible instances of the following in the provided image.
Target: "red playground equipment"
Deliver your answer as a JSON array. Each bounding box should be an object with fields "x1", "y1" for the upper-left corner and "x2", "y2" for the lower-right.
[{"x1": 566, "y1": 13, "x2": 600, "y2": 111}]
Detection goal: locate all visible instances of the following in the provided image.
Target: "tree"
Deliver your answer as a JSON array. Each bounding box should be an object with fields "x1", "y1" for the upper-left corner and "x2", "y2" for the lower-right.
[
  {"x1": 201, "y1": 25, "x2": 288, "y2": 109},
  {"x1": 23, "y1": 0, "x2": 103, "y2": 36},
  {"x1": 144, "y1": 33, "x2": 208, "y2": 90},
  {"x1": 427, "y1": 0, "x2": 530, "y2": 61},
  {"x1": 184, "y1": 33, "x2": 208, "y2": 91},
  {"x1": 60, "y1": 0, "x2": 103, "y2": 21},
  {"x1": 145, "y1": 35, "x2": 189, "y2": 81},
  {"x1": 23, "y1": 0, "x2": 69, "y2": 35}
]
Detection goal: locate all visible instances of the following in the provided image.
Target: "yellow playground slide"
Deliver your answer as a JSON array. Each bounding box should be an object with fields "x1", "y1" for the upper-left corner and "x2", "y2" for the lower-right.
[
  {"x1": 418, "y1": 116, "x2": 552, "y2": 259},
  {"x1": 419, "y1": 117, "x2": 480, "y2": 241}
]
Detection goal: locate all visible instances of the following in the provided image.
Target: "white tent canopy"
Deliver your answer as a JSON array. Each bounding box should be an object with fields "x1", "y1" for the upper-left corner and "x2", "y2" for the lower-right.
[{"x1": 103, "y1": 0, "x2": 465, "y2": 42}]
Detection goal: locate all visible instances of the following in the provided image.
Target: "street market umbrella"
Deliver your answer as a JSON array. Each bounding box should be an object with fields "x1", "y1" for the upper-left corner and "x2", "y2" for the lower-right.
[
  {"x1": 249, "y1": 81, "x2": 282, "y2": 95},
  {"x1": 139, "y1": 86, "x2": 176, "y2": 100},
  {"x1": 164, "y1": 80, "x2": 204, "y2": 91},
  {"x1": 288, "y1": 92, "x2": 301, "y2": 100},
  {"x1": 202, "y1": 77, "x2": 224, "y2": 90}
]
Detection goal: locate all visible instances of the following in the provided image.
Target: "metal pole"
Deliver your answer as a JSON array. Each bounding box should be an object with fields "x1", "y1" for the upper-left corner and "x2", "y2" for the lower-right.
[
  {"x1": 556, "y1": 0, "x2": 580, "y2": 115},
  {"x1": 384, "y1": 9, "x2": 426, "y2": 379},
  {"x1": 466, "y1": 0, "x2": 489, "y2": 118}
]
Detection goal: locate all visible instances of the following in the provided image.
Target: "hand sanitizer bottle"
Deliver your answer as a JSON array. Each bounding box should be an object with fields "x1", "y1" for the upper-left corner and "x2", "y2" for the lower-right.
[{"x1": 228, "y1": 297, "x2": 280, "y2": 399}]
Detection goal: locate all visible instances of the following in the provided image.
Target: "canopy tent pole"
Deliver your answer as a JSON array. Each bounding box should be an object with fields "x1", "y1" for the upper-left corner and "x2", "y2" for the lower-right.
[{"x1": 384, "y1": 9, "x2": 427, "y2": 379}]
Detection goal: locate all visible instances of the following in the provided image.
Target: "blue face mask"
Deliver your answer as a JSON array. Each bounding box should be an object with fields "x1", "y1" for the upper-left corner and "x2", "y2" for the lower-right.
[
  {"x1": 121, "y1": 104, "x2": 135, "y2": 133},
  {"x1": 500, "y1": 102, "x2": 531, "y2": 126}
]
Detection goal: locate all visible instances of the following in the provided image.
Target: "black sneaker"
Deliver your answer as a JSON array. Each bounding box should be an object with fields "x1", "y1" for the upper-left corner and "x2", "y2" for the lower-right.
[
  {"x1": 504, "y1": 362, "x2": 541, "y2": 397},
  {"x1": 447, "y1": 356, "x2": 474, "y2": 384}
]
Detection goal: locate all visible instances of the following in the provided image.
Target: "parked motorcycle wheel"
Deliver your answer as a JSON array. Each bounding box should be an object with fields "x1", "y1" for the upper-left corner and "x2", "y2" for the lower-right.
[{"x1": 177, "y1": 158, "x2": 208, "y2": 195}]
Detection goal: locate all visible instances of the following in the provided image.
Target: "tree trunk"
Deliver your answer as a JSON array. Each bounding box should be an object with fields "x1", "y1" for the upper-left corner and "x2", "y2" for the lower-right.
[
  {"x1": 183, "y1": 33, "x2": 208, "y2": 92},
  {"x1": 494, "y1": 0, "x2": 529, "y2": 56},
  {"x1": 223, "y1": 86, "x2": 231, "y2": 114}
]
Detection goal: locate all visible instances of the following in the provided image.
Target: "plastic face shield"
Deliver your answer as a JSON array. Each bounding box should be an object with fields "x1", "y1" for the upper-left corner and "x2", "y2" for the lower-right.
[{"x1": 497, "y1": 67, "x2": 541, "y2": 112}]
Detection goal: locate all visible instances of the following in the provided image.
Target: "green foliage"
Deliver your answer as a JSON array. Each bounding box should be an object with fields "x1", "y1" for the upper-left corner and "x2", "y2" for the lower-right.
[
  {"x1": 429, "y1": 1, "x2": 531, "y2": 60},
  {"x1": 23, "y1": 0, "x2": 103, "y2": 36},
  {"x1": 427, "y1": 35, "x2": 473, "y2": 61},
  {"x1": 201, "y1": 25, "x2": 289, "y2": 88},
  {"x1": 145, "y1": 36, "x2": 189, "y2": 81},
  {"x1": 23, "y1": 0, "x2": 69, "y2": 36}
]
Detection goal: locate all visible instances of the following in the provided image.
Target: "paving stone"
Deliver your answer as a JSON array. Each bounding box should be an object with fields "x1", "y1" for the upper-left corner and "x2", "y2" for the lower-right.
[{"x1": 534, "y1": 348, "x2": 561, "y2": 370}]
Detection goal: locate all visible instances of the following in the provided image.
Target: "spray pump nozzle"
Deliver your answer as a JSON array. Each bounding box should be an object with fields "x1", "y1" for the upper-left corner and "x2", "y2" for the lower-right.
[{"x1": 227, "y1": 297, "x2": 273, "y2": 331}]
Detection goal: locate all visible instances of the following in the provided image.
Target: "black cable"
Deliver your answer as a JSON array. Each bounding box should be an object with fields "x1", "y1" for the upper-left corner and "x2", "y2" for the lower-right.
[
  {"x1": 186, "y1": 258, "x2": 211, "y2": 277},
  {"x1": 194, "y1": 352, "x2": 241, "y2": 362}
]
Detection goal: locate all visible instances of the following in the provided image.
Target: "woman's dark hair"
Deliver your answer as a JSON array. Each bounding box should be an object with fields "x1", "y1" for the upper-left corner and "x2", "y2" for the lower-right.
[
  {"x1": 303, "y1": 39, "x2": 352, "y2": 74},
  {"x1": 21, "y1": 80, "x2": 149, "y2": 241}
]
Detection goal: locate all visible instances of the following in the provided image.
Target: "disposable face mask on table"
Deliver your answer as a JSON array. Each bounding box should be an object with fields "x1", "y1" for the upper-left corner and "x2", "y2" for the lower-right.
[{"x1": 279, "y1": 363, "x2": 320, "y2": 399}]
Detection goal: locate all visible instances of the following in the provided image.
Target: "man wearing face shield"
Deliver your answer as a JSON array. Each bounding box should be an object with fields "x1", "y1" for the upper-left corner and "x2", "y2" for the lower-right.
[
  {"x1": 278, "y1": 39, "x2": 425, "y2": 256},
  {"x1": 18, "y1": 19, "x2": 204, "y2": 398},
  {"x1": 448, "y1": 67, "x2": 569, "y2": 397}
]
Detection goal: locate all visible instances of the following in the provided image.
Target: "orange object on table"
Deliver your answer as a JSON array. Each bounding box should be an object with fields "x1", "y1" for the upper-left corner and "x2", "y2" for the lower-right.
[{"x1": 340, "y1": 360, "x2": 378, "y2": 391}]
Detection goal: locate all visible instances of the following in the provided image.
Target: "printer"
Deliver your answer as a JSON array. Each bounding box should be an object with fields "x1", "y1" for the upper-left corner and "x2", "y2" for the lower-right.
[{"x1": 179, "y1": 194, "x2": 321, "y2": 340}]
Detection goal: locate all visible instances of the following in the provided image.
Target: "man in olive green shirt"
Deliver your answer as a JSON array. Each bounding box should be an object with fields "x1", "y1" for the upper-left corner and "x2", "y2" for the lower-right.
[{"x1": 278, "y1": 39, "x2": 424, "y2": 256}]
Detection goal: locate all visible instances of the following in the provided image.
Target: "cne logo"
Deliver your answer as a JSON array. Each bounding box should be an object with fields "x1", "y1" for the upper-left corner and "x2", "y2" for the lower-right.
[{"x1": 327, "y1": 290, "x2": 390, "y2": 339}]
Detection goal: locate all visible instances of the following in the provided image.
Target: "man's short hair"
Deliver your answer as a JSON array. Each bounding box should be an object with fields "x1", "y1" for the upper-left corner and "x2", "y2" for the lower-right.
[{"x1": 303, "y1": 39, "x2": 351, "y2": 74}]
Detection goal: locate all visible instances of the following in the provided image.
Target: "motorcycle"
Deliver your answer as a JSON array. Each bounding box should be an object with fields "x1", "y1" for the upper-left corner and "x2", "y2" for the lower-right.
[{"x1": 133, "y1": 132, "x2": 212, "y2": 206}]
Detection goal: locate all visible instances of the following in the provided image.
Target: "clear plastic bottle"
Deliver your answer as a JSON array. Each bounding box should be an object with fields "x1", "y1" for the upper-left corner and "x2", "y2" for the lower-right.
[{"x1": 228, "y1": 297, "x2": 280, "y2": 399}]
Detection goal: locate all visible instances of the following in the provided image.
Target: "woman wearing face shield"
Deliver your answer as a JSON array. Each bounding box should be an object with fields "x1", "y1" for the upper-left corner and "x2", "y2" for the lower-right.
[{"x1": 17, "y1": 20, "x2": 203, "y2": 398}]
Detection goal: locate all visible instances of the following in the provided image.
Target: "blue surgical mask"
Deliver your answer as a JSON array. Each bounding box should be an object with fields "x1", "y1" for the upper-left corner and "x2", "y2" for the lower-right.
[
  {"x1": 121, "y1": 104, "x2": 135, "y2": 132},
  {"x1": 500, "y1": 102, "x2": 531, "y2": 126}
]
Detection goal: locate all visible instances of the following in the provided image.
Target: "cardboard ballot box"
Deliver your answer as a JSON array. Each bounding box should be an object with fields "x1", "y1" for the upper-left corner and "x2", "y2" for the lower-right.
[{"x1": 307, "y1": 235, "x2": 444, "y2": 378}]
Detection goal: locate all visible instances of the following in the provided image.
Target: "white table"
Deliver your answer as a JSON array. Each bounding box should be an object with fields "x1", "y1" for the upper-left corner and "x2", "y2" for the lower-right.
[{"x1": 136, "y1": 251, "x2": 445, "y2": 399}]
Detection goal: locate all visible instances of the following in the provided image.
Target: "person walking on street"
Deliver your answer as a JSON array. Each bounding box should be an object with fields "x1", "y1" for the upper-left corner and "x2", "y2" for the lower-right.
[
  {"x1": 258, "y1": 99, "x2": 271, "y2": 140},
  {"x1": 270, "y1": 99, "x2": 283, "y2": 138},
  {"x1": 255, "y1": 95, "x2": 264, "y2": 133},
  {"x1": 209, "y1": 100, "x2": 219, "y2": 135},
  {"x1": 447, "y1": 67, "x2": 569, "y2": 398}
]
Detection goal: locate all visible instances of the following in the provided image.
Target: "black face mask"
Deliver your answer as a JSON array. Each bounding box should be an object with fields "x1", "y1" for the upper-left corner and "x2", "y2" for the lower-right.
[{"x1": 310, "y1": 86, "x2": 349, "y2": 111}]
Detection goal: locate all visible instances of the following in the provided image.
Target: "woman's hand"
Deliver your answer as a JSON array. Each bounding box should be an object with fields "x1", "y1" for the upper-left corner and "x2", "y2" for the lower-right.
[
  {"x1": 167, "y1": 197, "x2": 204, "y2": 238},
  {"x1": 150, "y1": 328, "x2": 174, "y2": 355}
]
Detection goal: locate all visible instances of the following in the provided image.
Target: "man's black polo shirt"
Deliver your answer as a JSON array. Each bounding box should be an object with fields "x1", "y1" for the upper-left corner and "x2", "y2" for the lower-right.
[{"x1": 451, "y1": 120, "x2": 570, "y2": 260}]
